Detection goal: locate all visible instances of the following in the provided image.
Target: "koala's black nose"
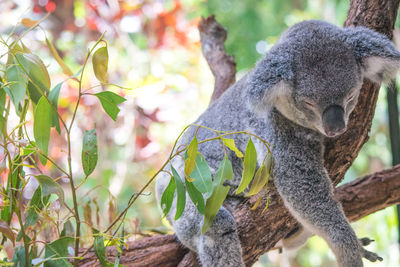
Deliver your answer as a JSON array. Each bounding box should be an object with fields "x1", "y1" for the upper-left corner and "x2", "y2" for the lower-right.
[{"x1": 322, "y1": 105, "x2": 346, "y2": 137}]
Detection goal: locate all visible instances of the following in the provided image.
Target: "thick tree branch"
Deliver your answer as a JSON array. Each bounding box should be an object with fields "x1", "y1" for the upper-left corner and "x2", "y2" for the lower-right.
[{"x1": 80, "y1": 0, "x2": 400, "y2": 265}]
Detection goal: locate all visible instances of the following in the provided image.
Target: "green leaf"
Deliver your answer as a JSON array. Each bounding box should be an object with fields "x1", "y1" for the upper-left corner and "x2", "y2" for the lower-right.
[
  {"x1": 171, "y1": 166, "x2": 186, "y2": 220},
  {"x1": 0, "y1": 220, "x2": 14, "y2": 245},
  {"x1": 202, "y1": 156, "x2": 233, "y2": 234},
  {"x1": 16, "y1": 53, "x2": 50, "y2": 103},
  {"x1": 0, "y1": 87, "x2": 6, "y2": 116},
  {"x1": 48, "y1": 82, "x2": 62, "y2": 134},
  {"x1": 44, "y1": 237, "x2": 73, "y2": 267},
  {"x1": 236, "y1": 138, "x2": 257, "y2": 194},
  {"x1": 222, "y1": 138, "x2": 244, "y2": 158},
  {"x1": 34, "y1": 97, "x2": 52, "y2": 164},
  {"x1": 185, "y1": 179, "x2": 205, "y2": 214},
  {"x1": 92, "y1": 46, "x2": 108, "y2": 83},
  {"x1": 4, "y1": 65, "x2": 26, "y2": 111},
  {"x1": 95, "y1": 91, "x2": 126, "y2": 121},
  {"x1": 36, "y1": 175, "x2": 64, "y2": 204},
  {"x1": 82, "y1": 128, "x2": 98, "y2": 176},
  {"x1": 190, "y1": 153, "x2": 213, "y2": 198},
  {"x1": 12, "y1": 245, "x2": 28, "y2": 267},
  {"x1": 184, "y1": 136, "x2": 198, "y2": 181},
  {"x1": 25, "y1": 187, "x2": 50, "y2": 227},
  {"x1": 248, "y1": 165, "x2": 268, "y2": 196},
  {"x1": 160, "y1": 176, "x2": 175, "y2": 216},
  {"x1": 93, "y1": 229, "x2": 113, "y2": 267},
  {"x1": 60, "y1": 220, "x2": 74, "y2": 238}
]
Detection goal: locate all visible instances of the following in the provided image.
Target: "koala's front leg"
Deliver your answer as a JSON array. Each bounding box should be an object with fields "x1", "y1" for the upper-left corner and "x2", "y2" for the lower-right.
[{"x1": 274, "y1": 160, "x2": 379, "y2": 267}]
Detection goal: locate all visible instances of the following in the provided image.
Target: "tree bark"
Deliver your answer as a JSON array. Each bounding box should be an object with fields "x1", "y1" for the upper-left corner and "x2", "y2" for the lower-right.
[{"x1": 80, "y1": 0, "x2": 400, "y2": 265}]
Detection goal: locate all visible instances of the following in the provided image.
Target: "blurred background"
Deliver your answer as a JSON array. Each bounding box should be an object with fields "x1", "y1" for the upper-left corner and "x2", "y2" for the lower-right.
[{"x1": 0, "y1": 0, "x2": 399, "y2": 266}]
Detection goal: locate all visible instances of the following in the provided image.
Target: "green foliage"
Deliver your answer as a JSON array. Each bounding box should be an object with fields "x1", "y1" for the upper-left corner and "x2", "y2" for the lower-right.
[
  {"x1": 82, "y1": 128, "x2": 98, "y2": 176},
  {"x1": 93, "y1": 229, "x2": 113, "y2": 267},
  {"x1": 95, "y1": 91, "x2": 126, "y2": 121},
  {"x1": 44, "y1": 237, "x2": 74, "y2": 267},
  {"x1": 190, "y1": 153, "x2": 213, "y2": 198},
  {"x1": 34, "y1": 97, "x2": 52, "y2": 164},
  {"x1": 36, "y1": 175, "x2": 64, "y2": 204},
  {"x1": 236, "y1": 138, "x2": 257, "y2": 194},
  {"x1": 171, "y1": 166, "x2": 186, "y2": 220},
  {"x1": 92, "y1": 46, "x2": 109, "y2": 83}
]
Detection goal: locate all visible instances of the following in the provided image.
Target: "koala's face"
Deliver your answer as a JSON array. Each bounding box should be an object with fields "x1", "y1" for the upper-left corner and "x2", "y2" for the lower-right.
[
  {"x1": 276, "y1": 43, "x2": 363, "y2": 137},
  {"x1": 247, "y1": 21, "x2": 400, "y2": 138}
]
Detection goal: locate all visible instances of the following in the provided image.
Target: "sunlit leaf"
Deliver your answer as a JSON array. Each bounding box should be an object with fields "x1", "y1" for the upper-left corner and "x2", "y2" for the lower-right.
[
  {"x1": 44, "y1": 237, "x2": 74, "y2": 267},
  {"x1": 171, "y1": 166, "x2": 186, "y2": 220},
  {"x1": 48, "y1": 82, "x2": 62, "y2": 133},
  {"x1": 236, "y1": 138, "x2": 257, "y2": 194},
  {"x1": 34, "y1": 97, "x2": 52, "y2": 164},
  {"x1": 82, "y1": 128, "x2": 98, "y2": 176},
  {"x1": 36, "y1": 175, "x2": 64, "y2": 204},
  {"x1": 95, "y1": 91, "x2": 126, "y2": 121},
  {"x1": 45, "y1": 38, "x2": 73, "y2": 76},
  {"x1": 93, "y1": 229, "x2": 113, "y2": 267},
  {"x1": 222, "y1": 138, "x2": 243, "y2": 158},
  {"x1": 0, "y1": 220, "x2": 14, "y2": 245},
  {"x1": 21, "y1": 18, "x2": 38, "y2": 27},
  {"x1": 250, "y1": 196, "x2": 263, "y2": 210},
  {"x1": 185, "y1": 179, "x2": 205, "y2": 214},
  {"x1": 184, "y1": 136, "x2": 197, "y2": 181},
  {"x1": 92, "y1": 46, "x2": 108, "y2": 83},
  {"x1": 160, "y1": 176, "x2": 175, "y2": 216},
  {"x1": 190, "y1": 153, "x2": 213, "y2": 198},
  {"x1": 4, "y1": 65, "x2": 26, "y2": 111},
  {"x1": 202, "y1": 155, "x2": 233, "y2": 234},
  {"x1": 248, "y1": 165, "x2": 268, "y2": 196},
  {"x1": 16, "y1": 53, "x2": 50, "y2": 103}
]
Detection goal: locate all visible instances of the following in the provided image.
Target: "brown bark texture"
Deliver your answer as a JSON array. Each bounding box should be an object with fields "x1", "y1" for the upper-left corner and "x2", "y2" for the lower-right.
[{"x1": 80, "y1": 0, "x2": 400, "y2": 266}]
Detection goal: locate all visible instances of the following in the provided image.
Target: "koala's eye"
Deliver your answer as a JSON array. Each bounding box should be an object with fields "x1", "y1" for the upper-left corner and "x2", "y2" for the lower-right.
[{"x1": 303, "y1": 100, "x2": 316, "y2": 109}]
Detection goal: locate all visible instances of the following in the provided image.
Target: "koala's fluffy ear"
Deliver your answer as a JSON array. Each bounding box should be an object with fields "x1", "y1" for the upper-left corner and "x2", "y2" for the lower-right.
[
  {"x1": 246, "y1": 47, "x2": 294, "y2": 112},
  {"x1": 344, "y1": 27, "x2": 400, "y2": 83}
]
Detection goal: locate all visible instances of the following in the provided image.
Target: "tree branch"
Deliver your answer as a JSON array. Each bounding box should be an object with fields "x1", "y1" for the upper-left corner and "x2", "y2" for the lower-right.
[{"x1": 80, "y1": 0, "x2": 400, "y2": 265}]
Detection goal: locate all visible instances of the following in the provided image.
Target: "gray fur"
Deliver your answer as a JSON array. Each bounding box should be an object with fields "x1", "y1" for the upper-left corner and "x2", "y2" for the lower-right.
[{"x1": 155, "y1": 20, "x2": 400, "y2": 266}]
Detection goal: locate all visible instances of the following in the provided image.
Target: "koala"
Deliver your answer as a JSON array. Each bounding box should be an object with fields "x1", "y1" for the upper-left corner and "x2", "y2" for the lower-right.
[{"x1": 155, "y1": 20, "x2": 400, "y2": 267}]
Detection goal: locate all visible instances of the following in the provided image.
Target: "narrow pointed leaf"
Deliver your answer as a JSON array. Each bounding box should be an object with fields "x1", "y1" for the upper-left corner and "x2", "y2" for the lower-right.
[
  {"x1": 34, "y1": 97, "x2": 52, "y2": 164},
  {"x1": 185, "y1": 179, "x2": 205, "y2": 214},
  {"x1": 36, "y1": 175, "x2": 64, "y2": 204},
  {"x1": 93, "y1": 46, "x2": 108, "y2": 83},
  {"x1": 184, "y1": 136, "x2": 198, "y2": 180},
  {"x1": 45, "y1": 38, "x2": 74, "y2": 77},
  {"x1": 160, "y1": 177, "x2": 175, "y2": 216},
  {"x1": 0, "y1": 220, "x2": 14, "y2": 245},
  {"x1": 190, "y1": 153, "x2": 213, "y2": 198},
  {"x1": 236, "y1": 138, "x2": 257, "y2": 194},
  {"x1": 82, "y1": 128, "x2": 98, "y2": 176},
  {"x1": 48, "y1": 82, "x2": 62, "y2": 133},
  {"x1": 5, "y1": 65, "x2": 26, "y2": 110},
  {"x1": 222, "y1": 138, "x2": 243, "y2": 158},
  {"x1": 171, "y1": 166, "x2": 186, "y2": 220},
  {"x1": 250, "y1": 196, "x2": 263, "y2": 210},
  {"x1": 25, "y1": 187, "x2": 50, "y2": 227},
  {"x1": 202, "y1": 156, "x2": 233, "y2": 234},
  {"x1": 248, "y1": 165, "x2": 268, "y2": 196},
  {"x1": 95, "y1": 91, "x2": 126, "y2": 121}
]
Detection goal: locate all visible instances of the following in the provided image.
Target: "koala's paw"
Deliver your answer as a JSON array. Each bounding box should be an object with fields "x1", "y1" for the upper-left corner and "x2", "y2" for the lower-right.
[
  {"x1": 362, "y1": 248, "x2": 383, "y2": 262},
  {"x1": 359, "y1": 237, "x2": 374, "y2": 246}
]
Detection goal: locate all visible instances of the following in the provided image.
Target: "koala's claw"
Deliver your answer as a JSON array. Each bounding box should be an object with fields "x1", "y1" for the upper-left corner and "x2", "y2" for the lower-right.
[
  {"x1": 359, "y1": 237, "x2": 375, "y2": 246},
  {"x1": 362, "y1": 249, "x2": 383, "y2": 262}
]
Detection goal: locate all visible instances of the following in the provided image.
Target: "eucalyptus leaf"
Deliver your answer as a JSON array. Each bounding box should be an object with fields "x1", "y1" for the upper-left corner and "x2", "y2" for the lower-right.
[
  {"x1": 4, "y1": 65, "x2": 26, "y2": 111},
  {"x1": 93, "y1": 229, "x2": 113, "y2": 267},
  {"x1": 44, "y1": 237, "x2": 73, "y2": 267},
  {"x1": 160, "y1": 177, "x2": 175, "y2": 216},
  {"x1": 48, "y1": 82, "x2": 62, "y2": 134},
  {"x1": 95, "y1": 91, "x2": 126, "y2": 121},
  {"x1": 34, "y1": 97, "x2": 52, "y2": 165},
  {"x1": 92, "y1": 46, "x2": 108, "y2": 83},
  {"x1": 236, "y1": 138, "x2": 257, "y2": 194},
  {"x1": 202, "y1": 156, "x2": 233, "y2": 234},
  {"x1": 82, "y1": 128, "x2": 98, "y2": 176},
  {"x1": 45, "y1": 37, "x2": 74, "y2": 77},
  {"x1": 171, "y1": 166, "x2": 186, "y2": 220},
  {"x1": 190, "y1": 153, "x2": 213, "y2": 198},
  {"x1": 185, "y1": 179, "x2": 205, "y2": 214},
  {"x1": 222, "y1": 138, "x2": 244, "y2": 158},
  {"x1": 184, "y1": 136, "x2": 198, "y2": 181}
]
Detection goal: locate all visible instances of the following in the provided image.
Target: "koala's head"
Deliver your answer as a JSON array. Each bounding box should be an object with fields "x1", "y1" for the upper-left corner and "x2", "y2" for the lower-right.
[{"x1": 247, "y1": 20, "x2": 400, "y2": 137}]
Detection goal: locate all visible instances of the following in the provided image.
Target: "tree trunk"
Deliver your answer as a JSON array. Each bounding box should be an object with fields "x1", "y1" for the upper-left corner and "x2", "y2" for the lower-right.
[{"x1": 80, "y1": 0, "x2": 400, "y2": 265}]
